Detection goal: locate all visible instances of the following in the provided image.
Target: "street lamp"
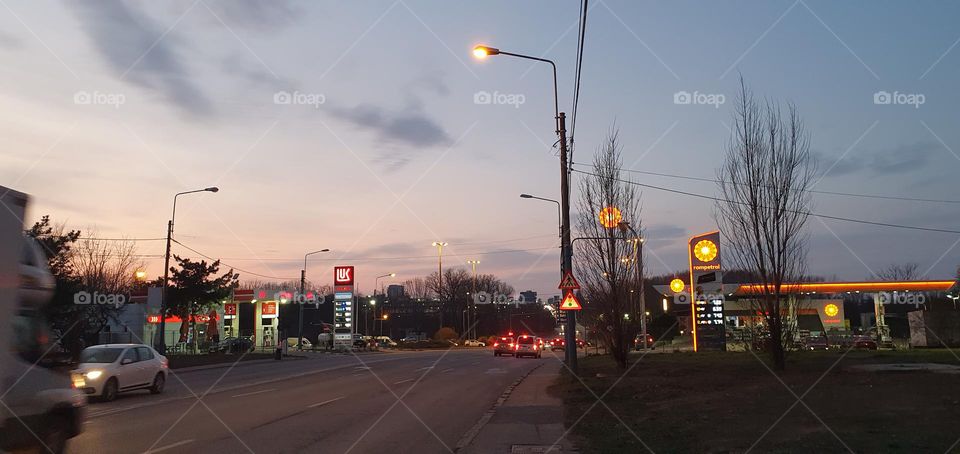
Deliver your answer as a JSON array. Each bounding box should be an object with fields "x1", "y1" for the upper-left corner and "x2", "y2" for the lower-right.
[
  {"x1": 466, "y1": 260, "x2": 480, "y2": 339},
  {"x1": 476, "y1": 44, "x2": 576, "y2": 371},
  {"x1": 619, "y1": 221, "x2": 647, "y2": 349},
  {"x1": 432, "y1": 242, "x2": 448, "y2": 327},
  {"x1": 520, "y1": 194, "x2": 561, "y2": 239},
  {"x1": 299, "y1": 248, "x2": 330, "y2": 349},
  {"x1": 159, "y1": 186, "x2": 218, "y2": 354}
]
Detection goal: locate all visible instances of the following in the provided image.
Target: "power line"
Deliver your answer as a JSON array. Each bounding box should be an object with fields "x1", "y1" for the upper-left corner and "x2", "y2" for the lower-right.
[
  {"x1": 574, "y1": 163, "x2": 960, "y2": 205},
  {"x1": 571, "y1": 168, "x2": 960, "y2": 235},
  {"x1": 79, "y1": 237, "x2": 167, "y2": 241},
  {"x1": 171, "y1": 239, "x2": 298, "y2": 280},
  {"x1": 187, "y1": 246, "x2": 559, "y2": 262},
  {"x1": 569, "y1": 0, "x2": 589, "y2": 169}
]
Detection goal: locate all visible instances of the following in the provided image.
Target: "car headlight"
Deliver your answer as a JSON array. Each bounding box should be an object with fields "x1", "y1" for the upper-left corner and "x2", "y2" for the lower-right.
[{"x1": 85, "y1": 370, "x2": 103, "y2": 380}]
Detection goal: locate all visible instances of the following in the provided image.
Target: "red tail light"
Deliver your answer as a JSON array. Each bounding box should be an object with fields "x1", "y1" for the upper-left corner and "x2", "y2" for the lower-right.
[{"x1": 493, "y1": 343, "x2": 499, "y2": 347}]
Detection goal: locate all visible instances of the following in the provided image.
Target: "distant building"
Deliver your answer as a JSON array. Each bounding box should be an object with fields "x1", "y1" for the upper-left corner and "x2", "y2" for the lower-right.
[
  {"x1": 519, "y1": 290, "x2": 538, "y2": 304},
  {"x1": 387, "y1": 284, "x2": 405, "y2": 300}
]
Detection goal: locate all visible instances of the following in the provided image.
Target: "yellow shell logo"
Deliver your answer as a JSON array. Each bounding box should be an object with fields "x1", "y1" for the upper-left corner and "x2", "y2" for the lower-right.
[
  {"x1": 824, "y1": 303, "x2": 839, "y2": 317},
  {"x1": 669, "y1": 279, "x2": 685, "y2": 293},
  {"x1": 693, "y1": 239, "x2": 718, "y2": 262}
]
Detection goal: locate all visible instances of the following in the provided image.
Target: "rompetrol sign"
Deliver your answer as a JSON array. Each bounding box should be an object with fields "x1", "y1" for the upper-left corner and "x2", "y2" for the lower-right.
[{"x1": 688, "y1": 230, "x2": 725, "y2": 352}]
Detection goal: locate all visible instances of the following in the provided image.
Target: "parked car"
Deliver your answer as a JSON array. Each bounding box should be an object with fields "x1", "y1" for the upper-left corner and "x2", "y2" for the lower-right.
[
  {"x1": 374, "y1": 336, "x2": 397, "y2": 347},
  {"x1": 353, "y1": 334, "x2": 368, "y2": 349},
  {"x1": 804, "y1": 336, "x2": 830, "y2": 351},
  {"x1": 853, "y1": 336, "x2": 878, "y2": 350},
  {"x1": 286, "y1": 337, "x2": 312, "y2": 350},
  {"x1": 493, "y1": 336, "x2": 515, "y2": 357},
  {"x1": 463, "y1": 339, "x2": 486, "y2": 347},
  {"x1": 214, "y1": 336, "x2": 253, "y2": 353},
  {"x1": 514, "y1": 335, "x2": 541, "y2": 359},
  {"x1": 550, "y1": 337, "x2": 565, "y2": 351},
  {"x1": 74, "y1": 344, "x2": 169, "y2": 402},
  {"x1": 634, "y1": 334, "x2": 655, "y2": 350}
]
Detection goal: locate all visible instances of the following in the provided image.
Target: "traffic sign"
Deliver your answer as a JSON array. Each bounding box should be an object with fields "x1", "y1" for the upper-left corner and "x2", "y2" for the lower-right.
[
  {"x1": 558, "y1": 271, "x2": 581, "y2": 290},
  {"x1": 559, "y1": 291, "x2": 582, "y2": 311}
]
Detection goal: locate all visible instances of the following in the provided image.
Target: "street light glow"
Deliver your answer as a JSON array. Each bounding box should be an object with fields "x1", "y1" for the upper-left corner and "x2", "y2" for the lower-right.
[{"x1": 472, "y1": 45, "x2": 499, "y2": 59}]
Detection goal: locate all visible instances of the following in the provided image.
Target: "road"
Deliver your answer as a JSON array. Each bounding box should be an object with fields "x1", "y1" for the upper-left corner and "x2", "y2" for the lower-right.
[{"x1": 67, "y1": 348, "x2": 549, "y2": 454}]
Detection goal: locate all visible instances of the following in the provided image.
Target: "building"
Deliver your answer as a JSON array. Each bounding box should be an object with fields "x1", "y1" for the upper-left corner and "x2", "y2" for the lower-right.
[
  {"x1": 386, "y1": 284, "x2": 405, "y2": 300},
  {"x1": 519, "y1": 290, "x2": 538, "y2": 304}
]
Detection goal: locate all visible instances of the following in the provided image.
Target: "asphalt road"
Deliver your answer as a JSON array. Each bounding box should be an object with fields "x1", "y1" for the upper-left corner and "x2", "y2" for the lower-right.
[{"x1": 67, "y1": 348, "x2": 549, "y2": 454}]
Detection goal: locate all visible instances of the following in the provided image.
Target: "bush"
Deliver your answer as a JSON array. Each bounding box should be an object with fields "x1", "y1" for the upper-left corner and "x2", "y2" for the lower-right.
[{"x1": 433, "y1": 327, "x2": 459, "y2": 341}]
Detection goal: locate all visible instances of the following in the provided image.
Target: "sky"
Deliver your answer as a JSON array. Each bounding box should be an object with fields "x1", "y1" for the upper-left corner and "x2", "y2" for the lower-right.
[{"x1": 1, "y1": 0, "x2": 959, "y2": 297}]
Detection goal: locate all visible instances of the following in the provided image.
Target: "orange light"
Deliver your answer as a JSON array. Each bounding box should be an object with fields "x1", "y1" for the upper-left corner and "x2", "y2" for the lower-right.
[
  {"x1": 598, "y1": 206, "x2": 622, "y2": 229},
  {"x1": 693, "y1": 239, "x2": 718, "y2": 262},
  {"x1": 473, "y1": 47, "x2": 488, "y2": 58},
  {"x1": 824, "y1": 303, "x2": 839, "y2": 317},
  {"x1": 736, "y1": 281, "x2": 954, "y2": 295},
  {"x1": 669, "y1": 278, "x2": 685, "y2": 293}
]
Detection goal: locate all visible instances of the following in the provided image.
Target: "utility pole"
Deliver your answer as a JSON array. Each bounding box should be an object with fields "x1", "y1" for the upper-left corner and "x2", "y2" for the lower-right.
[
  {"x1": 159, "y1": 220, "x2": 172, "y2": 354},
  {"x1": 432, "y1": 242, "x2": 447, "y2": 329},
  {"x1": 467, "y1": 260, "x2": 479, "y2": 339},
  {"x1": 558, "y1": 112, "x2": 577, "y2": 372}
]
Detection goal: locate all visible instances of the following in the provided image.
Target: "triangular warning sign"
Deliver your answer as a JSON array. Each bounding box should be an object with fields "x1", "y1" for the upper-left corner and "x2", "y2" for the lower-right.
[
  {"x1": 559, "y1": 291, "x2": 582, "y2": 310},
  {"x1": 558, "y1": 271, "x2": 581, "y2": 290}
]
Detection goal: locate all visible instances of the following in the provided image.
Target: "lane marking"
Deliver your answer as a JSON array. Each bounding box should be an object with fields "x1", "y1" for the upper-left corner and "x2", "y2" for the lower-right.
[
  {"x1": 394, "y1": 378, "x2": 414, "y2": 385},
  {"x1": 231, "y1": 388, "x2": 275, "y2": 398},
  {"x1": 308, "y1": 396, "x2": 346, "y2": 408},
  {"x1": 352, "y1": 373, "x2": 366, "y2": 377},
  {"x1": 414, "y1": 366, "x2": 434, "y2": 371},
  {"x1": 442, "y1": 368, "x2": 455, "y2": 373},
  {"x1": 143, "y1": 439, "x2": 194, "y2": 453}
]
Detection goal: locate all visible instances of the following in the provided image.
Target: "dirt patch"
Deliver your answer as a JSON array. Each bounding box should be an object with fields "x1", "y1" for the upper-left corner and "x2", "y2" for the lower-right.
[{"x1": 549, "y1": 350, "x2": 960, "y2": 453}]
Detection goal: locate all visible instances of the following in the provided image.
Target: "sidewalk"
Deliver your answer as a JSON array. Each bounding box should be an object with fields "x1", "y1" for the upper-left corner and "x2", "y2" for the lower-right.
[{"x1": 459, "y1": 360, "x2": 577, "y2": 453}]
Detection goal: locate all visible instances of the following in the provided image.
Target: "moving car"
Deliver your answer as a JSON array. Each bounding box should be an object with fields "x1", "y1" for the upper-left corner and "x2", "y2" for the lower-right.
[
  {"x1": 463, "y1": 339, "x2": 486, "y2": 347},
  {"x1": 634, "y1": 334, "x2": 655, "y2": 350},
  {"x1": 853, "y1": 336, "x2": 878, "y2": 350},
  {"x1": 1, "y1": 188, "x2": 86, "y2": 454},
  {"x1": 493, "y1": 336, "x2": 515, "y2": 356},
  {"x1": 514, "y1": 335, "x2": 541, "y2": 359},
  {"x1": 550, "y1": 337, "x2": 565, "y2": 351},
  {"x1": 74, "y1": 344, "x2": 169, "y2": 402},
  {"x1": 374, "y1": 336, "x2": 397, "y2": 347},
  {"x1": 804, "y1": 336, "x2": 830, "y2": 351},
  {"x1": 286, "y1": 337, "x2": 313, "y2": 350},
  {"x1": 214, "y1": 336, "x2": 253, "y2": 353}
]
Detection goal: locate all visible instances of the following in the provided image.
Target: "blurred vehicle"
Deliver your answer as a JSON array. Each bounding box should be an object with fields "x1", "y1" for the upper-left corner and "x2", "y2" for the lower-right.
[
  {"x1": 550, "y1": 337, "x2": 565, "y2": 351},
  {"x1": 374, "y1": 336, "x2": 397, "y2": 347},
  {"x1": 353, "y1": 333, "x2": 367, "y2": 349},
  {"x1": 804, "y1": 336, "x2": 830, "y2": 351},
  {"x1": 576, "y1": 339, "x2": 586, "y2": 348},
  {"x1": 493, "y1": 336, "x2": 515, "y2": 356},
  {"x1": 634, "y1": 334, "x2": 655, "y2": 350},
  {"x1": 401, "y1": 336, "x2": 419, "y2": 343},
  {"x1": 1, "y1": 188, "x2": 86, "y2": 454},
  {"x1": 214, "y1": 336, "x2": 253, "y2": 353},
  {"x1": 854, "y1": 336, "x2": 878, "y2": 350},
  {"x1": 74, "y1": 344, "x2": 169, "y2": 402},
  {"x1": 514, "y1": 335, "x2": 541, "y2": 358},
  {"x1": 286, "y1": 337, "x2": 313, "y2": 350},
  {"x1": 463, "y1": 339, "x2": 486, "y2": 347}
]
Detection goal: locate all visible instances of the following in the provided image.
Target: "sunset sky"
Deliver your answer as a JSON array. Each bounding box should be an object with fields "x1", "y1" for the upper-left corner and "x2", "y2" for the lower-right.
[{"x1": 2, "y1": 1, "x2": 958, "y2": 297}]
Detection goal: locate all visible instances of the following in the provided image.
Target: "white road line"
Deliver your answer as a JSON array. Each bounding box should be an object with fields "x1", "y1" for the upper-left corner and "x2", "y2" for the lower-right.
[
  {"x1": 231, "y1": 388, "x2": 275, "y2": 398},
  {"x1": 352, "y1": 373, "x2": 366, "y2": 377},
  {"x1": 308, "y1": 396, "x2": 346, "y2": 408},
  {"x1": 394, "y1": 378, "x2": 414, "y2": 385},
  {"x1": 414, "y1": 366, "x2": 434, "y2": 371},
  {"x1": 143, "y1": 439, "x2": 194, "y2": 453}
]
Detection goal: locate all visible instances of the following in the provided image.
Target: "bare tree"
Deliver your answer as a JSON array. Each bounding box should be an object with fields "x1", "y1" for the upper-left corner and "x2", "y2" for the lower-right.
[
  {"x1": 72, "y1": 234, "x2": 145, "y2": 333},
  {"x1": 575, "y1": 129, "x2": 642, "y2": 369},
  {"x1": 403, "y1": 277, "x2": 432, "y2": 300},
  {"x1": 876, "y1": 263, "x2": 919, "y2": 281},
  {"x1": 715, "y1": 79, "x2": 816, "y2": 370}
]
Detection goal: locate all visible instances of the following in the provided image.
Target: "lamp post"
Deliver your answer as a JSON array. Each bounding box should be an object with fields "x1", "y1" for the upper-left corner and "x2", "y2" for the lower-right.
[
  {"x1": 520, "y1": 194, "x2": 561, "y2": 240},
  {"x1": 466, "y1": 260, "x2": 480, "y2": 339},
  {"x1": 373, "y1": 273, "x2": 395, "y2": 336},
  {"x1": 476, "y1": 45, "x2": 576, "y2": 371},
  {"x1": 159, "y1": 187, "x2": 218, "y2": 354},
  {"x1": 619, "y1": 221, "x2": 646, "y2": 349},
  {"x1": 432, "y1": 242, "x2": 448, "y2": 328},
  {"x1": 299, "y1": 248, "x2": 330, "y2": 349}
]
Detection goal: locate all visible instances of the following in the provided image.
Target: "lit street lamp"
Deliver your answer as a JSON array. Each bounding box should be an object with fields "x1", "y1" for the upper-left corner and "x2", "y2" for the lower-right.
[
  {"x1": 159, "y1": 186, "x2": 218, "y2": 354},
  {"x1": 373, "y1": 272, "x2": 395, "y2": 336},
  {"x1": 475, "y1": 44, "x2": 577, "y2": 371},
  {"x1": 466, "y1": 260, "x2": 480, "y2": 339},
  {"x1": 619, "y1": 221, "x2": 647, "y2": 349},
  {"x1": 299, "y1": 248, "x2": 330, "y2": 349}
]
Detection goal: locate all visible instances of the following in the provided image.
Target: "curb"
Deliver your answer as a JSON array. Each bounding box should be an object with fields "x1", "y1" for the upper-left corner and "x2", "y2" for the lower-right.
[{"x1": 454, "y1": 362, "x2": 545, "y2": 452}]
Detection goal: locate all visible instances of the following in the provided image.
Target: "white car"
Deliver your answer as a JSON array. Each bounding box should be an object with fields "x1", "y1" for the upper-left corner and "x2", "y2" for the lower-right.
[
  {"x1": 286, "y1": 337, "x2": 313, "y2": 350},
  {"x1": 74, "y1": 344, "x2": 169, "y2": 402},
  {"x1": 463, "y1": 339, "x2": 486, "y2": 347}
]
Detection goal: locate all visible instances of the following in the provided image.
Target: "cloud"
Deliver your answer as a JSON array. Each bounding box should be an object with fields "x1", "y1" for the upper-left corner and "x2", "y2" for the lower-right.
[
  {"x1": 68, "y1": 2, "x2": 213, "y2": 116},
  {"x1": 644, "y1": 224, "x2": 687, "y2": 239},
  {"x1": 0, "y1": 30, "x2": 22, "y2": 50},
  {"x1": 816, "y1": 142, "x2": 940, "y2": 178},
  {"x1": 203, "y1": 0, "x2": 301, "y2": 31},
  {"x1": 328, "y1": 103, "x2": 453, "y2": 149}
]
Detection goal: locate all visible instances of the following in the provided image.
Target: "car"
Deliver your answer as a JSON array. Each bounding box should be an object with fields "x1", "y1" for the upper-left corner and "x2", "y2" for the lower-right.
[
  {"x1": 493, "y1": 336, "x2": 515, "y2": 356},
  {"x1": 853, "y1": 336, "x2": 878, "y2": 350},
  {"x1": 549, "y1": 337, "x2": 565, "y2": 351},
  {"x1": 214, "y1": 336, "x2": 253, "y2": 353},
  {"x1": 804, "y1": 336, "x2": 830, "y2": 351},
  {"x1": 353, "y1": 334, "x2": 367, "y2": 349},
  {"x1": 463, "y1": 339, "x2": 486, "y2": 347},
  {"x1": 73, "y1": 344, "x2": 169, "y2": 402},
  {"x1": 514, "y1": 335, "x2": 541, "y2": 358},
  {"x1": 286, "y1": 337, "x2": 312, "y2": 350},
  {"x1": 634, "y1": 334, "x2": 655, "y2": 350},
  {"x1": 374, "y1": 336, "x2": 397, "y2": 347}
]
